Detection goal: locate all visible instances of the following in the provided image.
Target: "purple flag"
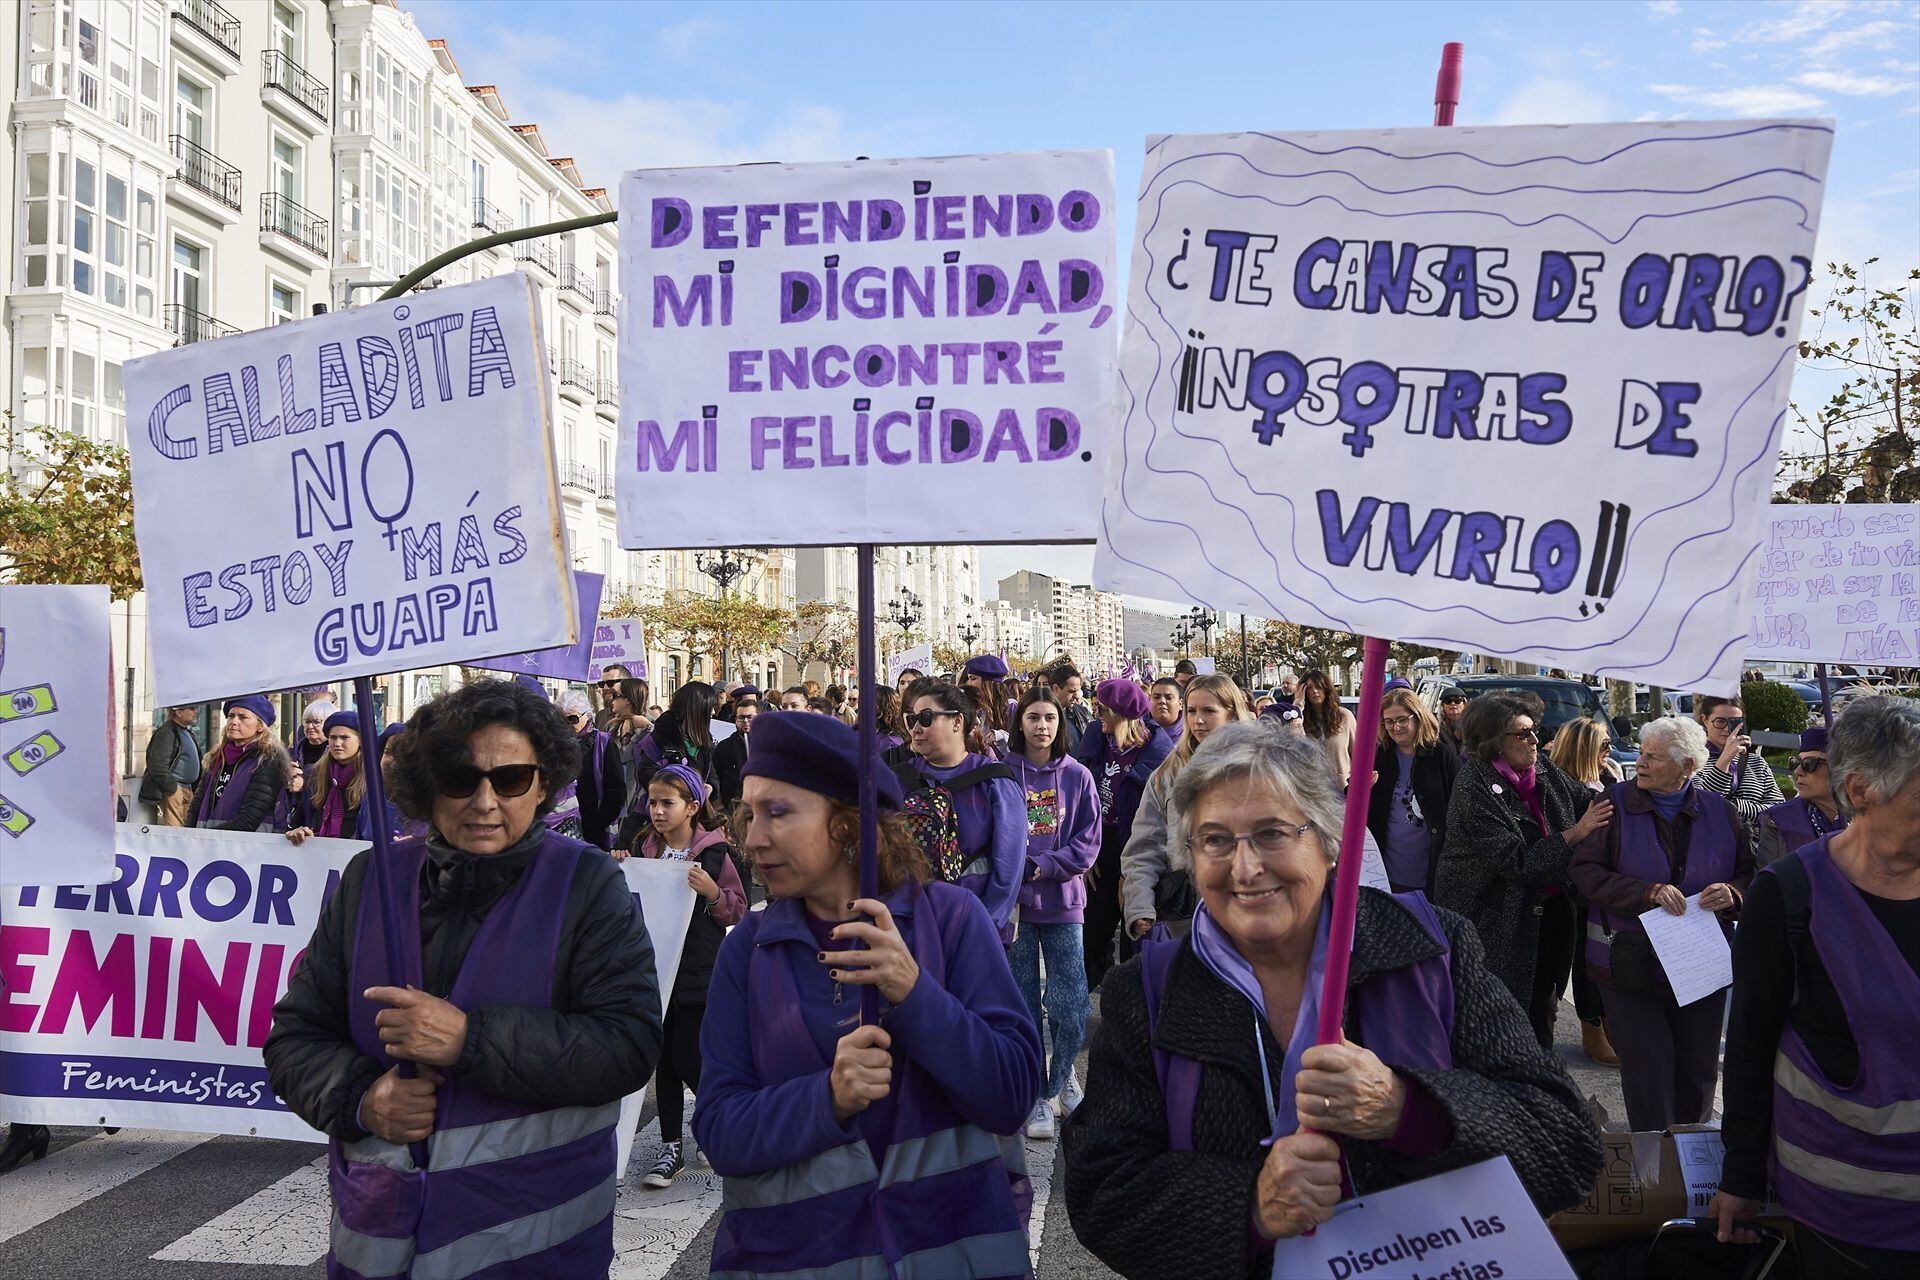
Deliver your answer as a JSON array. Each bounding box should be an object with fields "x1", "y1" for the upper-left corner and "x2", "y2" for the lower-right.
[{"x1": 471, "y1": 571, "x2": 605, "y2": 682}]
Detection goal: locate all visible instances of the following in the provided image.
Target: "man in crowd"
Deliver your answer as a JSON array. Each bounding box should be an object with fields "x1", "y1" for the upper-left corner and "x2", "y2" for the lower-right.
[
  {"x1": 1049, "y1": 663, "x2": 1094, "y2": 752},
  {"x1": 1173, "y1": 658, "x2": 1198, "y2": 692},
  {"x1": 594, "y1": 663, "x2": 633, "y2": 729},
  {"x1": 713, "y1": 696, "x2": 759, "y2": 810},
  {"x1": 139, "y1": 705, "x2": 202, "y2": 826}
]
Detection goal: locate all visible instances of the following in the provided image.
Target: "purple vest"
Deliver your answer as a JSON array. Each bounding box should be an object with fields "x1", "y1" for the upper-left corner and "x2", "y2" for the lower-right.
[
  {"x1": 1142, "y1": 891, "x2": 1455, "y2": 1154},
  {"x1": 1768, "y1": 837, "x2": 1920, "y2": 1250},
  {"x1": 712, "y1": 882, "x2": 1031, "y2": 1279},
  {"x1": 1762, "y1": 797, "x2": 1846, "y2": 860},
  {"x1": 327, "y1": 832, "x2": 617, "y2": 1279},
  {"x1": 1583, "y1": 781, "x2": 1738, "y2": 979},
  {"x1": 196, "y1": 749, "x2": 265, "y2": 826}
]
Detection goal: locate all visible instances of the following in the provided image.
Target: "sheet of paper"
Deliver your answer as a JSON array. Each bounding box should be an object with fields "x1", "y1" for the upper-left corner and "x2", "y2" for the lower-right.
[
  {"x1": 1670, "y1": 1128, "x2": 1785, "y2": 1218},
  {"x1": 1638, "y1": 892, "x2": 1733, "y2": 1006}
]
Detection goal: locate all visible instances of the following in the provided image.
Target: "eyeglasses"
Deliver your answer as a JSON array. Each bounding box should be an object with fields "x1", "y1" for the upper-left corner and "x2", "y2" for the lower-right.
[
  {"x1": 1793, "y1": 756, "x2": 1828, "y2": 773},
  {"x1": 904, "y1": 708, "x2": 962, "y2": 729},
  {"x1": 1709, "y1": 716, "x2": 1745, "y2": 731},
  {"x1": 437, "y1": 763, "x2": 542, "y2": 799},
  {"x1": 1383, "y1": 714, "x2": 1416, "y2": 729},
  {"x1": 1507, "y1": 728, "x2": 1540, "y2": 743},
  {"x1": 1188, "y1": 823, "x2": 1315, "y2": 862}
]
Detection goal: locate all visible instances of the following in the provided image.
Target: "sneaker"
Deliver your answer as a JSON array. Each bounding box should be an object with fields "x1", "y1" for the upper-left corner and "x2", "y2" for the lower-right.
[
  {"x1": 1024, "y1": 1098, "x2": 1056, "y2": 1141},
  {"x1": 641, "y1": 1141, "x2": 684, "y2": 1188},
  {"x1": 1059, "y1": 1070, "x2": 1084, "y2": 1116}
]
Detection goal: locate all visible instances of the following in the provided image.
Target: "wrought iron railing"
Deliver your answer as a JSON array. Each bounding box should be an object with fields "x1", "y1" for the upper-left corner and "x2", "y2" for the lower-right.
[
  {"x1": 163, "y1": 302, "x2": 240, "y2": 345},
  {"x1": 171, "y1": 134, "x2": 241, "y2": 210},
  {"x1": 260, "y1": 192, "x2": 329, "y2": 258},
  {"x1": 261, "y1": 50, "x2": 329, "y2": 122},
  {"x1": 175, "y1": 0, "x2": 241, "y2": 59}
]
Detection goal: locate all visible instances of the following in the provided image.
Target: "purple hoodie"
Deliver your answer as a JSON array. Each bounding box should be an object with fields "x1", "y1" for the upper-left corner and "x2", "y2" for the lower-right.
[
  {"x1": 910, "y1": 752, "x2": 1027, "y2": 943},
  {"x1": 1007, "y1": 752, "x2": 1101, "y2": 925}
]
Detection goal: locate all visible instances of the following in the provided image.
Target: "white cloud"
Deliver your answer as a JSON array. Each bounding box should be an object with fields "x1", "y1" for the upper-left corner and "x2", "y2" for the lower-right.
[
  {"x1": 1645, "y1": 0, "x2": 1682, "y2": 17},
  {"x1": 1690, "y1": 27, "x2": 1729, "y2": 52},
  {"x1": 1804, "y1": 17, "x2": 1910, "y2": 59},
  {"x1": 656, "y1": 16, "x2": 725, "y2": 62},
  {"x1": 1647, "y1": 82, "x2": 1828, "y2": 115},
  {"x1": 1744, "y1": 1, "x2": 1849, "y2": 44},
  {"x1": 1795, "y1": 69, "x2": 1913, "y2": 95},
  {"x1": 1486, "y1": 76, "x2": 1613, "y2": 126}
]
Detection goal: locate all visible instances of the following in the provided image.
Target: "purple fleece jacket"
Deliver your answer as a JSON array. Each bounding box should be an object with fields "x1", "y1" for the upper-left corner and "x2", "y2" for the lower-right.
[{"x1": 1007, "y1": 752, "x2": 1101, "y2": 925}]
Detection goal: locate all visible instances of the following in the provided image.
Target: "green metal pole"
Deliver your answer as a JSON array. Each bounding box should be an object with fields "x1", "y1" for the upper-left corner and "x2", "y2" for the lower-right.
[{"x1": 376, "y1": 209, "x2": 617, "y2": 302}]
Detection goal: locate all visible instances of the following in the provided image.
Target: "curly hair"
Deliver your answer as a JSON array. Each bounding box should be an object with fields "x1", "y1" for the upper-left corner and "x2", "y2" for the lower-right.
[
  {"x1": 1461, "y1": 692, "x2": 1534, "y2": 763},
  {"x1": 384, "y1": 678, "x2": 581, "y2": 821}
]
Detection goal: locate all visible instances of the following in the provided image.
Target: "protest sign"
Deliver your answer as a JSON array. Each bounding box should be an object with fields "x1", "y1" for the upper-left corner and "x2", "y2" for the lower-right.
[
  {"x1": 888, "y1": 643, "x2": 932, "y2": 684},
  {"x1": 124, "y1": 274, "x2": 576, "y2": 705},
  {"x1": 1750, "y1": 502, "x2": 1919, "y2": 664},
  {"x1": 472, "y1": 571, "x2": 606, "y2": 682},
  {"x1": 592, "y1": 615, "x2": 648, "y2": 679},
  {"x1": 0, "y1": 586, "x2": 115, "y2": 887},
  {"x1": 1094, "y1": 121, "x2": 1833, "y2": 695},
  {"x1": 616, "y1": 151, "x2": 1121, "y2": 547},
  {"x1": 1270, "y1": 1156, "x2": 1574, "y2": 1280},
  {"x1": 612, "y1": 856, "x2": 698, "y2": 1175},
  {"x1": 0, "y1": 827, "x2": 695, "y2": 1141}
]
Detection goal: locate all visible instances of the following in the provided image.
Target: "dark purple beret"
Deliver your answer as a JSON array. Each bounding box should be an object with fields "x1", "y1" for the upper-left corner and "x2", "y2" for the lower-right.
[
  {"x1": 742, "y1": 711, "x2": 903, "y2": 812},
  {"x1": 1800, "y1": 724, "x2": 1829, "y2": 753},
  {"x1": 222, "y1": 694, "x2": 276, "y2": 726},
  {"x1": 1095, "y1": 678, "x2": 1151, "y2": 722},
  {"x1": 963, "y1": 655, "x2": 1010, "y2": 681}
]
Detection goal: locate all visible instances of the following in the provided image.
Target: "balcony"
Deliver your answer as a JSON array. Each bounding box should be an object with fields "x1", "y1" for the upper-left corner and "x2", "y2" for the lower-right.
[
  {"x1": 169, "y1": 135, "x2": 241, "y2": 218},
  {"x1": 164, "y1": 303, "x2": 239, "y2": 346},
  {"x1": 595, "y1": 377, "x2": 618, "y2": 418},
  {"x1": 260, "y1": 192, "x2": 329, "y2": 263},
  {"x1": 513, "y1": 238, "x2": 558, "y2": 277},
  {"x1": 559, "y1": 460, "x2": 601, "y2": 495},
  {"x1": 172, "y1": 0, "x2": 241, "y2": 68},
  {"x1": 558, "y1": 358, "x2": 594, "y2": 402},
  {"x1": 562, "y1": 265, "x2": 595, "y2": 305},
  {"x1": 596, "y1": 471, "x2": 618, "y2": 502},
  {"x1": 261, "y1": 51, "x2": 329, "y2": 128},
  {"x1": 472, "y1": 197, "x2": 510, "y2": 234}
]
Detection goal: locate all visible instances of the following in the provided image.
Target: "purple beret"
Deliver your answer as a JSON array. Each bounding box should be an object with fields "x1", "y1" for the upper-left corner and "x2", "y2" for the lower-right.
[
  {"x1": 1383, "y1": 677, "x2": 1413, "y2": 692},
  {"x1": 222, "y1": 694, "x2": 276, "y2": 727},
  {"x1": 1800, "y1": 724, "x2": 1829, "y2": 753},
  {"x1": 742, "y1": 711, "x2": 903, "y2": 812},
  {"x1": 511, "y1": 674, "x2": 547, "y2": 700},
  {"x1": 963, "y1": 654, "x2": 1010, "y2": 681},
  {"x1": 322, "y1": 710, "x2": 361, "y2": 738},
  {"x1": 1095, "y1": 678, "x2": 1151, "y2": 722},
  {"x1": 732, "y1": 685, "x2": 762, "y2": 700}
]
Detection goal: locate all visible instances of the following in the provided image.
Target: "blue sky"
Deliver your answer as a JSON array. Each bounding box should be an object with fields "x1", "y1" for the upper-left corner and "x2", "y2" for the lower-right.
[{"x1": 407, "y1": 0, "x2": 1919, "y2": 602}]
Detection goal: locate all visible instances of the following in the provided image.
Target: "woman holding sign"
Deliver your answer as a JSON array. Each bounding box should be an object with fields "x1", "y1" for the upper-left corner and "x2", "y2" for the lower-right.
[
  {"x1": 1063, "y1": 723, "x2": 1601, "y2": 1280},
  {"x1": 264, "y1": 678, "x2": 662, "y2": 1280},
  {"x1": 189, "y1": 694, "x2": 291, "y2": 832},
  {"x1": 1570, "y1": 716, "x2": 1751, "y2": 1132},
  {"x1": 1712, "y1": 696, "x2": 1920, "y2": 1278},
  {"x1": 694, "y1": 711, "x2": 1042, "y2": 1278}
]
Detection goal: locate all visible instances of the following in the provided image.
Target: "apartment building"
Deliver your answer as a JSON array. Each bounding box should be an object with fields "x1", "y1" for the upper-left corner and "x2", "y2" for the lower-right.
[{"x1": 994, "y1": 568, "x2": 1127, "y2": 675}]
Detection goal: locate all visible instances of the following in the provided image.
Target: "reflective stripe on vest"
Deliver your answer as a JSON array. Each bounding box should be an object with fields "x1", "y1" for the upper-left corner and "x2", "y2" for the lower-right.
[
  {"x1": 720, "y1": 1141, "x2": 879, "y2": 1213},
  {"x1": 409, "y1": 1173, "x2": 616, "y2": 1279},
  {"x1": 339, "y1": 1134, "x2": 416, "y2": 1172},
  {"x1": 1774, "y1": 1136, "x2": 1920, "y2": 1202},
  {"x1": 895, "y1": 1230, "x2": 1033, "y2": 1279},
  {"x1": 1776, "y1": 1054, "x2": 1920, "y2": 1137},
  {"x1": 877, "y1": 1125, "x2": 1027, "y2": 1190},
  {"x1": 427, "y1": 1101, "x2": 620, "y2": 1172},
  {"x1": 330, "y1": 1211, "x2": 414, "y2": 1278},
  {"x1": 1585, "y1": 919, "x2": 1611, "y2": 949}
]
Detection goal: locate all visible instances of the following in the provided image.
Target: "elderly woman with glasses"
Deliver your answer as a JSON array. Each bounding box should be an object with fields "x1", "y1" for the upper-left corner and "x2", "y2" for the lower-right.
[
  {"x1": 265, "y1": 678, "x2": 663, "y2": 1279},
  {"x1": 549, "y1": 688, "x2": 627, "y2": 851},
  {"x1": 1434, "y1": 694, "x2": 1613, "y2": 1049},
  {"x1": 1570, "y1": 717, "x2": 1752, "y2": 1132},
  {"x1": 1063, "y1": 722, "x2": 1600, "y2": 1280},
  {"x1": 1759, "y1": 724, "x2": 1849, "y2": 866}
]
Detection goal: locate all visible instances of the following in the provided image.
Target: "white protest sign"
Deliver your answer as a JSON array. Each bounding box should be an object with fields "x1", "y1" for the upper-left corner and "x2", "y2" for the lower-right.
[
  {"x1": 613, "y1": 855, "x2": 698, "y2": 1175},
  {"x1": 617, "y1": 151, "x2": 1120, "y2": 546},
  {"x1": 124, "y1": 273, "x2": 575, "y2": 704},
  {"x1": 1750, "y1": 503, "x2": 1919, "y2": 664},
  {"x1": 0, "y1": 586, "x2": 115, "y2": 887},
  {"x1": 888, "y1": 643, "x2": 932, "y2": 684},
  {"x1": 592, "y1": 615, "x2": 648, "y2": 679},
  {"x1": 1669, "y1": 1127, "x2": 1785, "y2": 1218},
  {"x1": 1269, "y1": 1156, "x2": 1574, "y2": 1280},
  {"x1": 1095, "y1": 121, "x2": 1833, "y2": 696}
]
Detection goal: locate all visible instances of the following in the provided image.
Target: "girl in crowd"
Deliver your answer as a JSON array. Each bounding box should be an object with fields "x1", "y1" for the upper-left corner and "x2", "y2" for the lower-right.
[
  {"x1": 191, "y1": 695, "x2": 290, "y2": 832},
  {"x1": 1547, "y1": 716, "x2": 1624, "y2": 1066},
  {"x1": 961, "y1": 655, "x2": 1015, "y2": 755},
  {"x1": 1365, "y1": 688, "x2": 1459, "y2": 895},
  {"x1": 1297, "y1": 669, "x2": 1356, "y2": 786},
  {"x1": 695, "y1": 712, "x2": 1041, "y2": 1277},
  {"x1": 899, "y1": 680, "x2": 1025, "y2": 942},
  {"x1": 1005, "y1": 689, "x2": 1101, "y2": 1140},
  {"x1": 1759, "y1": 724, "x2": 1849, "y2": 864},
  {"x1": 284, "y1": 710, "x2": 365, "y2": 847},
  {"x1": 1075, "y1": 679, "x2": 1175, "y2": 990},
  {"x1": 624, "y1": 764, "x2": 746, "y2": 1189},
  {"x1": 1121, "y1": 674, "x2": 1253, "y2": 942},
  {"x1": 1693, "y1": 693, "x2": 1785, "y2": 825}
]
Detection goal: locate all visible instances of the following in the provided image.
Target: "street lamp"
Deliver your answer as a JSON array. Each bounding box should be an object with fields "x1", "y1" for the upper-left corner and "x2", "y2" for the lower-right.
[
  {"x1": 1171, "y1": 621, "x2": 1194, "y2": 656},
  {"x1": 696, "y1": 548, "x2": 747, "y2": 683},
  {"x1": 888, "y1": 588, "x2": 922, "y2": 642},
  {"x1": 1187, "y1": 606, "x2": 1218, "y2": 656},
  {"x1": 959, "y1": 617, "x2": 981, "y2": 649}
]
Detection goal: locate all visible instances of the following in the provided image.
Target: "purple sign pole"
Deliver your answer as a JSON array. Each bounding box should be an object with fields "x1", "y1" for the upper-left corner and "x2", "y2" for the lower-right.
[{"x1": 856, "y1": 544, "x2": 880, "y2": 1027}]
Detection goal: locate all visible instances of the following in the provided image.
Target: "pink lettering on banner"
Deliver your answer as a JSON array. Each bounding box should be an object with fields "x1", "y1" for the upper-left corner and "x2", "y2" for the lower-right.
[{"x1": 0, "y1": 925, "x2": 52, "y2": 1033}]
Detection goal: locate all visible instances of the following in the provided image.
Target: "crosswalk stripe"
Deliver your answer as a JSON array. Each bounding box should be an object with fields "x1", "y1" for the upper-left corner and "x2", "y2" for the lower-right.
[
  {"x1": 150, "y1": 1153, "x2": 329, "y2": 1266},
  {"x1": 0, "y1": 1128, "x2": 211, "y2": 1246},
  {"x1": 611, "y1": 1101, "x2": 724, "y2": 1280},
  {"x1": 1024, "y1": 1129, "x2": 1060, "y2": 1271}
]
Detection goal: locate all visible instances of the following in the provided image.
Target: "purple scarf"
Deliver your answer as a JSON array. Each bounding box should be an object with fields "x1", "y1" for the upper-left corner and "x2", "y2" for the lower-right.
[
  {"x1": 1494, "y1": 759, "x2": 1547, "y2": 836},
  {"x1": 315, "y1": 759, "x2": 358, "y2": 838}
]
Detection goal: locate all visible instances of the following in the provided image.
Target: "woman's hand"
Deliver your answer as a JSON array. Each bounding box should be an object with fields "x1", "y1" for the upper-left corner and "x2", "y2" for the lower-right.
[
  {"x1": 360, "y1": 1064, "x2": 443, "y2": 1145},
  {"x1": 1563, "y1": 796, "x2": 1614, "y2": 845},
  {"x1": 1648, "y1": 883, "x2": 1687, "y2": 916},
  {"x1": 609, "y1": 846, "x2": 630, "y2": 862},
  {"x1": 819, "y1": 899, "x2": 921, "y2": 1005},
  {"x1": 1716, "y1": 733, "x2": 1750, "y2": 772},
  {"x1": 284, "y1": 826, "x2": 314, "y2": 846},
  {"x1": 285, "y1": 765, "x2": 305, "y2": 795},
  {"x1": 829, "y1": 1024, "x2": 893, "y2": 1122},
  {"x1": 1254, "y1": 1131, "x2": 1343, "y2": 1239},
  {"x1": 1707, "y1": 1190, "x2": 1760, "y2": 1245},
  {"x1": 1129, "y1": 918, "x2": 1155, "y2": 939},
  {"x1": 365, "y1": 985, "x2": 469, "y2": 1067},
  {"x1": 1294, "y1": 1038, "x2": 1407, "y2": 1141},
  {"x1": 1699, "y1": 882, "x2": 1736, "y2": 913},
  {"x1": 687, "y1": 863, "x2": 719, "y2": 902}
]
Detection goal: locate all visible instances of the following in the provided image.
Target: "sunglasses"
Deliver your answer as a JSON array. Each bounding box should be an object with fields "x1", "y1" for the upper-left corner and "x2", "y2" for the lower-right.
[
  {"x1": 437, "y1": 763, "x2": 542, "y2": 799},
  {"x1": 567, "y1": 712, "x2": 589, "y2": 725},
  {"x1": 597, "y1": 680, "x2": 620, "y2": 689},
  {"x1": 904, "y1": 708, "x2": 963, "y2": 729},
  {"x1": 1507, "y1": 728, "x2": 1540, "y2": 743},
  {"x1": 1793, "y1": 756, "x2": 1828, "y2": 774}
]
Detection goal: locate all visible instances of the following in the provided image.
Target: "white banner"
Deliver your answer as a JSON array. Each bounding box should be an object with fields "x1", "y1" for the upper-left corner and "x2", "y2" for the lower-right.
[
  {"x1": 888, "y1": 643, "x2": 932, "y2": 685},
  {"x1": 617, "y1": 151, "x2": 1121, "y2": 546},
  {"x1": 0, "y1": 828, "x2": 693, "y2": 1141},
  {"x1": 591, "y1": 615, "x2": 649, "y2": 680},
  {"x1": 125, "y1": 274, "x2": 576, "y2": 705},
  {"x1": 1750, "y1": 503, "x2": 1918, "y2": 664},
  {"x1": 0, "y1": 586, "x2": 115, "y2": 887},
  {"x1": 1095, "y1": 121, "x2": 1833, "y2": 696}
]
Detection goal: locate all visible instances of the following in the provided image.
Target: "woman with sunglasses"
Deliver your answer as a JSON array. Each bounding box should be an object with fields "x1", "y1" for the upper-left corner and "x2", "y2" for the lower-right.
[
  {"x1": 265, "y1": 678, "x2": 663, "y2": 1280},
  {"x1": 1693, "y1": 694, "x2": 1784, "y2": 828},
  {"x1": 545, "y1": 690, "x2": 627, "y2": 851},
  {"x1": 1075, "y1": 679, "x2": 1175, "y2": 990},
  {"x1": 1365, "y1": 688, "x2": 1459, "y2": 895},
  {"x1": 898, "y1": 680, "x2": 1024, "y2": 943},
  {"x1": 1434, "y1": 693, "x2": 1612, "y2": 1049},
  {"x1": 1759, "y1": 724, "x2": 1849, "y2": 866},
  {"x1": 695, "y1": 711, "x2": 1042, "y2": 1277}
]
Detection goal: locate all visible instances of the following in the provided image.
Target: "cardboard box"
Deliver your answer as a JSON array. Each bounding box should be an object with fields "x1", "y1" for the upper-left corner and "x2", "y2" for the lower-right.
[{"x1": 1550, "y1": 1125, "x2": 1786, "y2": 1251}]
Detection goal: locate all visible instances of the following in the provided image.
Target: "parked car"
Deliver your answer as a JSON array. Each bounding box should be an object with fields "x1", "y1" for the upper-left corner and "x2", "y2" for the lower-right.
[{"x1": 1416, "y1": 674, "x2": 1638, "y2": 777}]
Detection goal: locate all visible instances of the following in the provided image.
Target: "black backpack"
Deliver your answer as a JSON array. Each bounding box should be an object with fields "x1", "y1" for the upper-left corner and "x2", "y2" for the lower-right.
[{"x1": 890, "y1": 760, "x2": 1015, "y2": 883}]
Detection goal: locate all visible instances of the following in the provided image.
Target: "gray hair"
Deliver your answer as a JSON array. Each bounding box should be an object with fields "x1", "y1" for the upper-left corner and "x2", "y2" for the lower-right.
[
  {"x1": 1829, "y1": 695, "x2": 1920, "y2": 817},
  {"x1": 1638, "y1": 715, "x2": 1709, "y2": 771},
  {"x1": 554, "y1": 688, "x2": 592, "y2": 718},
  {"x1": 1167, "y1": 720, "x2": 1347, "y2": 872}
]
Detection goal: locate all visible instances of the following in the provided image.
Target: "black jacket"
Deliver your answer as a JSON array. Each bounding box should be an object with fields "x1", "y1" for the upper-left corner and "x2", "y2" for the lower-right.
[
  {"x1": 631, "y1": 711, "x2": 715, "y2": 791},
  {"x1": 573, "y1": 728, "x2": 628, "y2": 850},
  {"x1": 1433, "y1": 755, "x2": 1595, "y2": 1005},
  {"x1": 1062, "y1": 890, "x2": 1602, "y2": 1280},
  {"x1": 139, "y1": 721, "x2": 197, "y2": 804},
  {"x1": 189, "y1": 748, "x2": 287, "y2": 832},
  {"x1": 1366, "y1": 741, "x2": 1460, "y2": 894},
  {"x1": 263, "y1": 829, "x2": 663, "y2": 1142},
  {"x1": 712, "y1": 732, "x2": 750, "y2": 813}
]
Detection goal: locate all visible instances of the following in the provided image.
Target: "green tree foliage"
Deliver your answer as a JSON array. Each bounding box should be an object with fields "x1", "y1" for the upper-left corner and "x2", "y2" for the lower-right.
[
  {"x1": 1779, "y1": 261, "x2": 1918, "y2": 504},
  {"x1": 0, "y1": 419, "x2": 142, "y2": 599},
  {"x1": 1743, "y1": 679, "x2": 1810, "y2": 735}
]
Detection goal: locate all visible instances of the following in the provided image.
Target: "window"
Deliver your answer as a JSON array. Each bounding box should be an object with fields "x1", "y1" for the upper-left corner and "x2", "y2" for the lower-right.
[
  {"x1": 272, "y1": 133, "x2": 302, "y2": 205},
  {"x1": 471, "y1": 156, "x2": 488, "y2": 206},
  {"x1": 174, "y1": 73, "x2": 209, "y2": 148},
  {"x1": 172, "y1": 238, "x2": 207, "y2": 315},
  {"x1": 270, "y1": 280, "x2": 300, "y2": 325},
  {"x1": 102, "y1": 171, "x2": 129, "y2": 307},
  {"x1": 71, "y1": 157, "x2": 97, "y2": 296},
  {"x1": 272, "y1": 2, "x2": 301, "y2": 63},
  {"x1": 22, "y1": 151, "x2": 51, "y2": 288},
  {"x1": 519, "y1": 194, "x2": 534, "y2": 229},
  {"x1": 135, "y1": 185, "x2": 156, "y2": 318}
]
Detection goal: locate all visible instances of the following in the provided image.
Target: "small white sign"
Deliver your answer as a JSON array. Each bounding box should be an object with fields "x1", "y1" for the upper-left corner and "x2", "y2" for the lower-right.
[
  {"x1": 1749, "y1": 503, "x2": 1919, "y2": 665},
  {"x1": 888, "y1": 643, "x2": 933, "y2": 684},
  {"x1": 591, "y1": 615, "x2": 648, "y2": 679}
]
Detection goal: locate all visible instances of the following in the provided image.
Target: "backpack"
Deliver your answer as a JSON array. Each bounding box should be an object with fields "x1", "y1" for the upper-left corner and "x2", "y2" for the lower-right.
[{"x1": 890, "y1": 760, "x2": 1014, "y2": 884}]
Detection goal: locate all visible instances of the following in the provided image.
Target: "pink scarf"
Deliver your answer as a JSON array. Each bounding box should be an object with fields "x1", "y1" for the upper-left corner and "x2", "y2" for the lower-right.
[
  {"x1": 315, "y1": 759, "x2": 358, "y2": 838},
  {"x1": 1494, "y1": 759, "x2": 1548, "y2": 836}
]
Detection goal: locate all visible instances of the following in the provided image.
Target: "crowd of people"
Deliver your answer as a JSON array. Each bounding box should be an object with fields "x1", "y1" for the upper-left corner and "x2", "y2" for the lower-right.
[{"x1": 4, "y1": 657, "x2": 1914, "y2": 1279}]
